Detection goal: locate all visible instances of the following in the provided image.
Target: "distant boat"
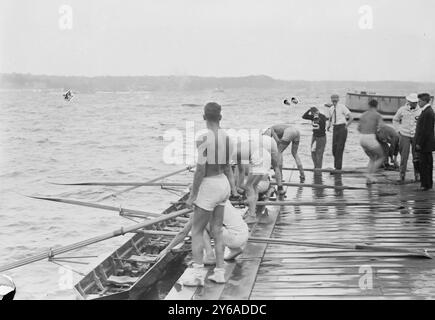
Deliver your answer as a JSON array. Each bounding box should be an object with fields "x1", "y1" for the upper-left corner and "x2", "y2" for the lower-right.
[
  {"x1": 346, "y1": 91, "x2": 433, "y2": 121},
  {"x1": 213, "y1": 88, "x2": 224, "y2": 93}
]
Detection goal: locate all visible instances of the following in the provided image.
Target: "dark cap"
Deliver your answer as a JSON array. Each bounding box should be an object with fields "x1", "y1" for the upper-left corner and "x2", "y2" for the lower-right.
[
  {"x1": 331, "y1": 94, "x2": 339, "y2": 100},
  {"x1": 418, "y1": 93, "x2": 431, "y2": 103},
  {"x1": 368, "y1": 99, "x2": 378, "y2": 108},
  {"x1": 204, "y1": 102, "x2": 222, "y2": 121}
]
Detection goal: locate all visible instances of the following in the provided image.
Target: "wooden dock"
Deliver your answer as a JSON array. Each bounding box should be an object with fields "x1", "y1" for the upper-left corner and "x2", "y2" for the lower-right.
[{"x1": 165, "y1": 170, "x2": 435, "y2": 300}]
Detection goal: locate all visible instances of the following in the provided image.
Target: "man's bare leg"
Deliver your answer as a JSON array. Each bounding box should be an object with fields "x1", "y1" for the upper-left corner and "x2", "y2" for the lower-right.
[
  {"x1": 210, "y1": 205, "x2": 225, "y2": 268},
  {"x1": 182, "y1": 206, "x2": 211, "y2": 286},
  {"x1": 208, "y1": 205, "x2": 226, "y2": 283},
  {"x1": 291, "y1": 142, "x2": 305, "y2": 182},
  {"x1": 202, "y1": 229, "x2": 215, "y2": 264},
  {"x1": 245, "y1": 175, "x2": 262, "y2": 223},
  {"x1": 191, "y1": 207, "x2": 211, "y2": 264}
]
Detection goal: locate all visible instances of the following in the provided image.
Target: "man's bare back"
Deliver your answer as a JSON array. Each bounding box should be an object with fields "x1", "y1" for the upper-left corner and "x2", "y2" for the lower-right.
[{"x1": 197, "y1": 128, "x2": 234, "y2": 177}]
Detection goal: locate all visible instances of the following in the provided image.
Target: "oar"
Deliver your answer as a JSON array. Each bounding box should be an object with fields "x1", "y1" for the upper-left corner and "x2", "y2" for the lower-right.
[
  {"x1": 55, "y1": 181, "x2": 365, "y2": 191},
  {"x1": 253, "y1": 200, "x2": 392, "y2": 207},
  {"x1": 96, "y1": 166, "x2": 192, "y2": 202},
  {"x1": 132, "y1": 230, "x2": 431, "y2": 259},
  {"x1": 282, "y1": 167, "x2": 365, "y2": 174},
  {"x1": 171, "y1": 200, "x2": 392, "y2": 207},
  {"x1": 270, "y1": 182, "x2": 366, "y2": 190},
  {"x1": 249, "y1": 237, "x2": 432, "y2": 259},
  {"x1": 26, "y1": 195, "x2": 161, "y2": 219},
  {"x1": 51, "y1": 182, "x2": 189, "y2": 187},
  {"x1": 0, "y1": 207, "x2": 192, "y2": 272}
]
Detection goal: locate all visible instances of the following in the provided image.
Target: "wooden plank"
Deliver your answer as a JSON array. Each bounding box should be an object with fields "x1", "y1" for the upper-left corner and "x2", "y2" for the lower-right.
[
  {"x1": 249, "y1": 173, "x2": 435, "y2": 300},
  {"x1": 193, "y1": 262, "x2": 237, "y2": 300},
  {"x1": 249, "y1": 295, "x2": 421, "y2": 300},
  {"x1": 219, "y1": 208, "x2": 280, "y2": 300},
  {"x1": 165, "y1": 267, "x2": 210, "y2": 300},
  {"x1": 249, "y1": 287, "x2": 383, "y2": 296}
]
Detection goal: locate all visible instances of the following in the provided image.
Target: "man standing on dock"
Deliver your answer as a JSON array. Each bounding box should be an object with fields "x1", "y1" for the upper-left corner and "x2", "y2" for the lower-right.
[
  {"x1": 326, "y1": 94, "x2": 354, "y2": 170},
  {"x1": 393, "y1": 93, "x2": 421, "y2": 182},
  {"x1": 302, "y1": 106, "x2": 327, "y2": 169},
  {"x1": 358, "y1": 99, "x2": 384, "y2": 184},
  {"x1": 184, "y1": 102, "x2": 235, "y2": 285},
  {"x1": 415, "y1": 93, "x2": 435, "y2": 191}
]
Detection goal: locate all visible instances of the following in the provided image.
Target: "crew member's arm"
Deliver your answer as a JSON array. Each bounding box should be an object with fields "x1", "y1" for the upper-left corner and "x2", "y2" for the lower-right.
[
  {"x1": 326, "y1": 107, "x2": 332, "y2": 132},
  {"x1": 302, "y1": 109, "x2": 314, "y2": 120},
  {"x1": 223, "y1": 164, "x2": 238, "y2": 196},
  {"x1": 270, "y1": 128, "x2": 281, "y2": 144},
  {"x1": 186, "y1": 137, "x2": 207, "y2": 207},
  {"x1": 344, "y1": 106, "x2": 354, "y2": 128},
  {"x1": 157, "y1": 218, "x2": 193, "y2": 259},
  {"x1": 392, "y1": 108, "x2": 402, "y2": 132},
  {"x1": 186, "y1": 163, "x2": 205, "y2": 207}
]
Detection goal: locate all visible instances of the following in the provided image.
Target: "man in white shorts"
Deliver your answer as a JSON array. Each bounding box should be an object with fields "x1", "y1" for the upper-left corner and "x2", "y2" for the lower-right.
[
  {"x1": 159, "y1": 200, "x2": 249, "y2": 263},
  {"x1": 358, "y1": 99, "x2": 385, "y2": 184},
  {"x1": 232, "y1": 132, "x2": 281, "y2": 223},
  {"x1": 184, "y1": 102, "x2": 236, "y2": 285},
  {"x1": 264, "y1": 124, "x2": 305, "y2": 185}
]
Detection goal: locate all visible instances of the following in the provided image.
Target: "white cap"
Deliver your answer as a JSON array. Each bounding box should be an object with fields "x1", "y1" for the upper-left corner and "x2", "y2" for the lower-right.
[{"x1": 406, "y1": 93, "x2": 418, "y2": 103}]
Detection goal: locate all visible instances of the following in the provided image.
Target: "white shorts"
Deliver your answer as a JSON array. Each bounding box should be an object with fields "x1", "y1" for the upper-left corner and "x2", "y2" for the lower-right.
[
  {"x1": 360, "y1": 134, "x2": 383, "y2": 158},
  {"x1": 194, "y1": 174, "x2": 230, "y2": 211},
  {"x1": 223, "y1": 227, "x2": 249, "y2": 249},
  {"x1": 257, "y1": 179, "x2": 270, "y2": 194},
  {"x1": 282, "y1": 127, "x2": 300, "y2": 144},
  {"x1": 250, "y1": 148, "x2": 272, "y2": 175}
]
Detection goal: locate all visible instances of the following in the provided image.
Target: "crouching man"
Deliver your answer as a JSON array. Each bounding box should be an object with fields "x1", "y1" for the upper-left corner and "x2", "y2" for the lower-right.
[{"x1": 158, "y1": 200, "x2": 249, "y2": 266}]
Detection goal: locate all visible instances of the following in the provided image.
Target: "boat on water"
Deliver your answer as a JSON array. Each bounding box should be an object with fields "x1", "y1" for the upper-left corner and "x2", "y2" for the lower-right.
[
  {"x1": 75, "y1": 193, "x2": 190, "y2": 300},
  {"x1": 346, "y1": 92, "x2": 434, "y2": 120},
  {"x1": 346, "y1": 91, "x2": 407, "y2": 120}
]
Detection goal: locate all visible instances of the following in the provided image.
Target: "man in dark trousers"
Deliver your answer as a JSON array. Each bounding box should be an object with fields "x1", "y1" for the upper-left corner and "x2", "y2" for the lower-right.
[
  {"x1": 326, "y1": 94, "x2": 354, "y2": 170},
  {"x1": 415, "y1": 93, "x2": 435, "y2": 191}
]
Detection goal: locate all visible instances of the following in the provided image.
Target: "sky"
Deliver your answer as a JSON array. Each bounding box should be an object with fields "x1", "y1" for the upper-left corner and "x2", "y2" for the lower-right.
[{"x1": 0, "y1": 0, "x2": 434, "y2": 81}]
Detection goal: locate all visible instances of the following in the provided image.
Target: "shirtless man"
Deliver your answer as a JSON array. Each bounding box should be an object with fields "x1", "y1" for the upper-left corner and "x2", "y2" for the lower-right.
[
  {"x1": 358, "y1": 100, "x2": 384, "y2": 184},
  {"x1": 233, "y1": 132, "x2": 282, "y2": 223},
  {"x1": 184, "y1": 102, "x2": 235, "y2": 285},
  {"x1": 264, "y1": 124, "x2": 305, "y2": 183}
]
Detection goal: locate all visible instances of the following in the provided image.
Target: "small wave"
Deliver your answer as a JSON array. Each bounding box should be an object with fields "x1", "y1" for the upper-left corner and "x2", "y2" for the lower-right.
[
  {"x1": 0, "y1": 171, "x2": 23, "y2": 178},
  {"x1": 181, "y1": 103, "x2": 201, "y2": 107}
]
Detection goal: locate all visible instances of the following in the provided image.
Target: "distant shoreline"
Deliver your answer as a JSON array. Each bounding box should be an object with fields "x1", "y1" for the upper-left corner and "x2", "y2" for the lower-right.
[{"x1": 0, "y1": 73, "x2": 433, "y2": 93}]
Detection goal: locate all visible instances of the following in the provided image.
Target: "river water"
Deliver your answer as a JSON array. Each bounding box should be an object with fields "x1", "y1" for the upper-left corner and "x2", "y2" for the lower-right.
[{"x1": 0, "y1": 88, "x2": 371, "y2": 299}]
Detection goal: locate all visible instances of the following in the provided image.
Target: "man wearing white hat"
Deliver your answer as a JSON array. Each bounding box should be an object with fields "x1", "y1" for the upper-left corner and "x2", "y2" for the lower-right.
[{"x1": 393, "y1": 93, "x2": 421, "y2": 182}]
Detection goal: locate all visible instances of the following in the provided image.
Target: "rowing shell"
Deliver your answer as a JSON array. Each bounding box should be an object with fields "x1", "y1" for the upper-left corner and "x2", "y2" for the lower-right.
[{"x1": 74, "y1": 193, "x2": 191, "y2": 300}]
